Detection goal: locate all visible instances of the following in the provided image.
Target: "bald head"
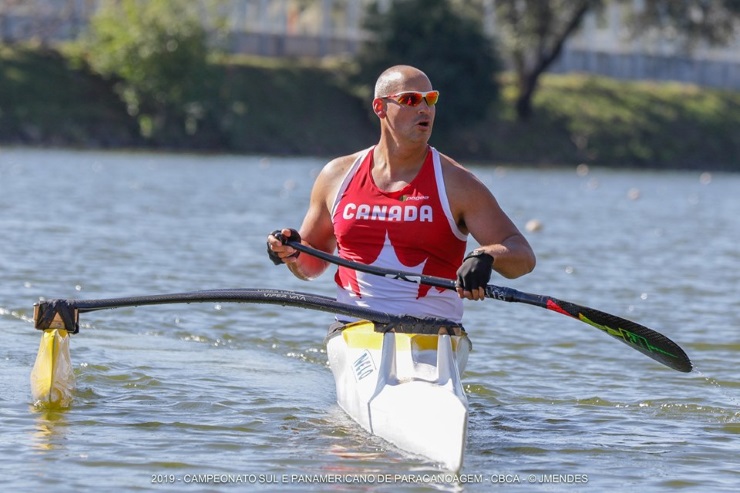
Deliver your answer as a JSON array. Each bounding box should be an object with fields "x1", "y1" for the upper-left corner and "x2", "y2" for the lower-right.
[{"x1": 373, "y1": 65, "x2": 432, "y2": 99}]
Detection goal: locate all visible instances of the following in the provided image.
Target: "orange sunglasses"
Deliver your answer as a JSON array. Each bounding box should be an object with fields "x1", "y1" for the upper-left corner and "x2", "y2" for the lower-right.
[{"x1": 382, "y1": 90, "x2": 439, "y2": 107}]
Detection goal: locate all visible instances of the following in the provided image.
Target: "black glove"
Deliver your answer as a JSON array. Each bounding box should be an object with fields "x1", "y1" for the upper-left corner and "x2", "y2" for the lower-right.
[
  {"x1": 267, "y1": 229, "x2": 302, "y2": 266},
  {"x1": 456, "y1": 250, "x2": 494, "y2": 291}
]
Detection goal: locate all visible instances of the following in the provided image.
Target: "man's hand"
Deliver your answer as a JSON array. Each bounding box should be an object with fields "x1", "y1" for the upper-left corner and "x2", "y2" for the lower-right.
[
  {"x1": 455, "y1": 250, "x2": 494, "y2": 300},
  {"x1": 266, "y1": 228, "x2": 302, "y2": 265}
]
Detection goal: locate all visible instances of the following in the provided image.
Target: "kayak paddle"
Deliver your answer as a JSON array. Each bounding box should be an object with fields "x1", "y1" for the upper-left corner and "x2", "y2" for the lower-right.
[{"x1": 285, "y1": 240, "x2": 692, "y2": 373}]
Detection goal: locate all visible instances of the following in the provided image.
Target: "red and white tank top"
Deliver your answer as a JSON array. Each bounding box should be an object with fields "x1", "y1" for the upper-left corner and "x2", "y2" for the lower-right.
[{"x1": 331, "y1": 146, "x2": 467, "y2": 322}]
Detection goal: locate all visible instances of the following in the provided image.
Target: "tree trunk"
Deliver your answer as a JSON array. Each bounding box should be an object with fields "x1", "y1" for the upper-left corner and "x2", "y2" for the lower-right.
[
  {"x1": 513, "y1": 2, "x2": 592, "y2": 121},
  {"x1": 515, "y1": 72, "x2": 539, "y2": 120}
]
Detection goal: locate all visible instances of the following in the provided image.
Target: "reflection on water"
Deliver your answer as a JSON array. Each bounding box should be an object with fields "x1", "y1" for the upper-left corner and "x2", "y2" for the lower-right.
[{"x1": 31, "y1": 408, "x2": 68, "y2": 453}]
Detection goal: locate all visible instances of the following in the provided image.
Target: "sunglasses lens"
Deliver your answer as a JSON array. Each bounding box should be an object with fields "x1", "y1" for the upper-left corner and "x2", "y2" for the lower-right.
[
  {"x1": 387, "y1": 91, "x2": 439, "y2": 107},
  {"x1": 397, "y1": 92, "x2": 424, "y2": 106}
]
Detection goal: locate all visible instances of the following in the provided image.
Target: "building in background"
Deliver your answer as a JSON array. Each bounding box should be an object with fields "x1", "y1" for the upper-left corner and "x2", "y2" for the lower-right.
[{"x1": 1, "y1": 0, "x2": 738, "y2": 89}]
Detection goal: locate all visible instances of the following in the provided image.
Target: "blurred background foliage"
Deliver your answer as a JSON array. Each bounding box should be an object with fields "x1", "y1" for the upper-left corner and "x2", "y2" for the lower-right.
[
  {"x1": 354, "y1": 0, "x2": 502, "y2": 137},
  {"x1": 0, "y1": 0, "x2": 738, "y2": 169},
  {"x1": 80, "y1": 0, "x2": 222, "y2": 145}
]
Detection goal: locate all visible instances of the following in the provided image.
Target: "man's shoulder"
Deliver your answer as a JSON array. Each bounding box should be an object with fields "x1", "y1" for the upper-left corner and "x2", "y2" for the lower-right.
[
  {"x1": 434, "y1": 150, "x2": 493, "y2": 205},
  {"x1": 312, "y1": 148, "x2": 370, "y2": 198},
  {"x1": 436, "y1": 151, "x2": 475, "y2": 181},
  {"x1": 322, "y1": 148, "x2": 370, "y2": 179}
]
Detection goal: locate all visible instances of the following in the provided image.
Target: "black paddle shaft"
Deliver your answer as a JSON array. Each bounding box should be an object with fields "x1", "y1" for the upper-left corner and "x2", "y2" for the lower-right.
[
  {"x1": 285, "y1": 240, "x2": 692, "y2": 373},
  {"x1": 33, "y1": 289, "x2": 463, "y2": 337}
]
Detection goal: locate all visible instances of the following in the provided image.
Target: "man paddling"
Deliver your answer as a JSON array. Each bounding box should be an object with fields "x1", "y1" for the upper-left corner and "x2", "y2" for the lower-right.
[{"x1": 267, "y1": 65, "x2": 535, "y2": 323}]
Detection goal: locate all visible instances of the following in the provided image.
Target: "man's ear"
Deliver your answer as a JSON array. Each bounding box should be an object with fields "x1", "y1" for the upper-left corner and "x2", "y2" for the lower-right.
[{"x1": 372, "y1": 98, "x2": 386, "y2": 118}]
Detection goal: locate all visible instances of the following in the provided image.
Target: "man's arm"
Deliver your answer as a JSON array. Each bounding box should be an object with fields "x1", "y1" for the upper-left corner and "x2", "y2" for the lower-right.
[
  {"x1": 267, "y1": 154, "x2": 357, "y2": 280},
  {"x1": 443, "y1": 156, "x2": 536, "y2": 284}
]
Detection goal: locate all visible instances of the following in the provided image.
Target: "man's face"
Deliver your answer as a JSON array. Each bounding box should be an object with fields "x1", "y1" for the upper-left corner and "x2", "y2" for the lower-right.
[{"x1": 377, "y1": 74, "x2": 437, "y2": 144}]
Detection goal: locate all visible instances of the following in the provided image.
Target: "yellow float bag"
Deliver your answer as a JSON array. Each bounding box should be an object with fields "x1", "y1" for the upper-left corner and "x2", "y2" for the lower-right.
[{"x1": 30, "y1": 329, "x2": 75, "y2": 408}]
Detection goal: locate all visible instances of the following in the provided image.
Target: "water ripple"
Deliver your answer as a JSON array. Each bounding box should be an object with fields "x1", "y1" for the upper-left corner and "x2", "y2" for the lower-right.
[{"x1": 2, "y1": 150, "x2": 739, "y2": 492}]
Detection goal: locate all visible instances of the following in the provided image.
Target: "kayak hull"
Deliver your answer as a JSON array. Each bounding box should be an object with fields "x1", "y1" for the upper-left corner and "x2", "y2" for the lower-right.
[{"x1": 326, "y1": 320, "x2": 470, "y2": 470}]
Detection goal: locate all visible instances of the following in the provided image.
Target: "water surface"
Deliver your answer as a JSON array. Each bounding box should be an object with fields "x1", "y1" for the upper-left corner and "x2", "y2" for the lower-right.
[{"x1": 1, "y1": 148, "x2": 738, "y2": 491}]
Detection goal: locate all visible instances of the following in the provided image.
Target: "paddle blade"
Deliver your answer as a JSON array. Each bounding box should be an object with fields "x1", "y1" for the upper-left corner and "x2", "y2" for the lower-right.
[
  {"x1": 545, "y1": 297, "x2": 692, "y2": 373},
  {"x1": 30, "y1": 329, "x2": 75, "y2": 408}
]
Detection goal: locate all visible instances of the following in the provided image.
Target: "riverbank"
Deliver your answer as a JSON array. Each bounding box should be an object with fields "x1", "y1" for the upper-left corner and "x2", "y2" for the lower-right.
[{"x1": 1, "y1": 45, "x2": 738, "y2": 170}]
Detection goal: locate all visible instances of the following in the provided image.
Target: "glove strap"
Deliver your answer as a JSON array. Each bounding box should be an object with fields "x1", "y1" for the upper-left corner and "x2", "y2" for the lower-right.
[{"x1": 464, "y1": 249, "x2": 494, "y2": 264}]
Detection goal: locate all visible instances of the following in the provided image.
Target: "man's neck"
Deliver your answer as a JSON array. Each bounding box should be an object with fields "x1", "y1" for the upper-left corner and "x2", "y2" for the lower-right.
[
  {"x1": 375, "y1": 138, "x2": 428, "y2": 167},
  {"x1": 372, "y1": 140, "x2": 429, "y2": 191}
]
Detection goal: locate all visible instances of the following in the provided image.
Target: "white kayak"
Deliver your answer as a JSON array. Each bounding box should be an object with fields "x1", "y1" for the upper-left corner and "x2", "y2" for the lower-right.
[{"x1": 326, "y1": 320, "x2": 471, "y2": 470}]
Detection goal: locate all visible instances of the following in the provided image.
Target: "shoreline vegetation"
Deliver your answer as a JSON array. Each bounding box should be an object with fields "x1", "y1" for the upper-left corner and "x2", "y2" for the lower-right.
[{"x1": 1, "y1": 45, "x2": 738, "y2": 171}]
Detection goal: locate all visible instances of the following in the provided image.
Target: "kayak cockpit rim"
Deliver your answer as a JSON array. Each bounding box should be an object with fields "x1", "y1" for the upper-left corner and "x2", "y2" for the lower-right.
[{"x1": 325, "y1": 316, "x2": 470, "y2": 346}]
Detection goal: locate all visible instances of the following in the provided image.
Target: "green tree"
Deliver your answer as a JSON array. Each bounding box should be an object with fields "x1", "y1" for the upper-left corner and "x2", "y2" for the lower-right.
[
  {"x1": 355, "y1": 0, "x2": 501, "y2": 137},
  {"x1": 81, "y1": 0, "x2": 221, "y2": 144},
  {"x1": 626, "y1": 0, "x2": 740, "y2": 46},
  {"x1": 492, "y1": 0, "x2": 740, "y2": 120},
  {"x1": 494, "y1": 0, "x2": 599, "y2": 121}
]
